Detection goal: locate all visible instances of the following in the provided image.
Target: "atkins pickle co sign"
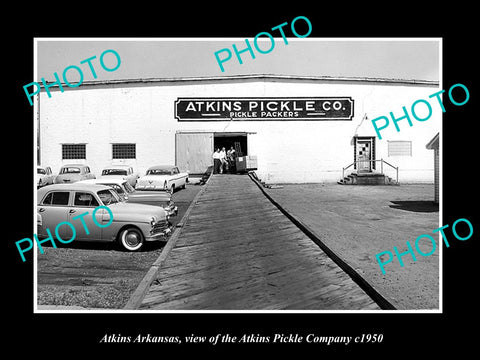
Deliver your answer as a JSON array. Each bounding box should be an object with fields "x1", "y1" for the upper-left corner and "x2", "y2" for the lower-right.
[{"x1": 175, "y1": 97, "x2": 354, "y2": 121}]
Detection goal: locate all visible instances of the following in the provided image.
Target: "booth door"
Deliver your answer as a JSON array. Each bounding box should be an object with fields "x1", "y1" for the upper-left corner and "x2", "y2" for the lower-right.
[{"x1": 175, "y1": 132, "x2": 214, "y2": 175}]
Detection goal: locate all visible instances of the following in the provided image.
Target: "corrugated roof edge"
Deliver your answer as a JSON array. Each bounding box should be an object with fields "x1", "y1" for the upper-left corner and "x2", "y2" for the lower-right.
[
  {"x1": 41, "y1": 73, "x2": 439, "y2": 87},
  {"x1": 426, "y1": 132, "x2": 440, "y2": 149}
]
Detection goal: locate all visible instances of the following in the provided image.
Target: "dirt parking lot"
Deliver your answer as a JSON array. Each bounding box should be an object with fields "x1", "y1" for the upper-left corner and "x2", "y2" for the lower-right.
[
  {"x1": 264, "y1": 183, "x2": 440, "y2": 310},
  {"x1": 37, "y1": 178, "x2": 440, "y2": 311},
  {"x1": 36, "y1": 183, "x2": 203, "y2": 310}
]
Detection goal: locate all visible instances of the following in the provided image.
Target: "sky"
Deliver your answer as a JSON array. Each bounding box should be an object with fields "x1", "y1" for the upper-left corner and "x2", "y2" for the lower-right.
[{"x1": 35, "y1": 39, "x2": 440, "y2": 83}]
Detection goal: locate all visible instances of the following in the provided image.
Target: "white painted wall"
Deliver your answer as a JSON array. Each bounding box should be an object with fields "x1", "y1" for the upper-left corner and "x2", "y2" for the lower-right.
[{"x1": 39, "y1": 77, "x2": 441, "y2": 183}]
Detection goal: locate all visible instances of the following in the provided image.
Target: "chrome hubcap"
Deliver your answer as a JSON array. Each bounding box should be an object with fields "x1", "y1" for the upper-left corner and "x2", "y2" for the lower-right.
[{"x1": 125, "y1": 232, "x2": 140, "y2": 247}]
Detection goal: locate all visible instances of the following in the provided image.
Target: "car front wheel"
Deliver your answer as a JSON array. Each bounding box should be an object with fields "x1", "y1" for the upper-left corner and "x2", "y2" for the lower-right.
[{"x1": 118, "y1": 227, "x2": 144, "y2": 251}]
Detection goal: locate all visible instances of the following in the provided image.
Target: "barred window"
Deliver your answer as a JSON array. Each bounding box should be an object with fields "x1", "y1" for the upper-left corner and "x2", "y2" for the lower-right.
[
  {"x1": 62, "y1": 144, "x2": 86, "y2": 159},
  {"x1": 112, "y1": 143, "x2": 136, "y2": 159},
  {"x1": 388, "y1": 141, "x2": 412, "y2": 156}
]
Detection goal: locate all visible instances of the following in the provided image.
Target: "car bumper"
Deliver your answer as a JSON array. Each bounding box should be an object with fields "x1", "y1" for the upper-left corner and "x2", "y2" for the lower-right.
[
  {"x1": 145, "y1": 222, "x2": 173, "y2": 242},
  {"x1": 136, "y1": 184, "x2": 166, "y2": 191},
  {"x1": 164, "y1": 206, "x2": 178, "y2": 217}
]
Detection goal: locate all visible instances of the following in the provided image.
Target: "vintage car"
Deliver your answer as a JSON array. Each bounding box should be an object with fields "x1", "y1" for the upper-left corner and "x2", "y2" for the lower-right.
[
  {"x1": 54, "y1": 164, "x2": 96, "y2": 184},
  {"x1": 78, "y1": 178, "x2": 178, "y2": 217},
  {"x1": 37, "y1": 166, "x2": 55, "y2": 188},
  {"x1": 101, "y1": 164, "x2": 139, "y2": 187},
  {"x1": 37, "y1": 183, "x2": 172, "y2": 251},
  {"x1": 136, "y1": 165, "x2": 188, "y2": 193}
]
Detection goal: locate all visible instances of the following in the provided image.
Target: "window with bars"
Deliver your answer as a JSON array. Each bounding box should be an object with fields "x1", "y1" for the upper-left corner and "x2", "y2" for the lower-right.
[
  {"x1": 62, "y1": 144, "x2": 86, "y2": 159},
  {"x1": 112, "y1": 143, "x2": 136, "y2": 159},
  {"x1": 388, "y1": 141, "x2": 412, "y2": 156}
]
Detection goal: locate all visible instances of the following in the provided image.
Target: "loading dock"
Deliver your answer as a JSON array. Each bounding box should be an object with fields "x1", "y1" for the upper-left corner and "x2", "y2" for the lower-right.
[
  {"x1": 175, "y1": 131, "x2": 252, "y2": 175},
  {"x1": 213, "y1": 132, "x2": 248, "y2": 156}
]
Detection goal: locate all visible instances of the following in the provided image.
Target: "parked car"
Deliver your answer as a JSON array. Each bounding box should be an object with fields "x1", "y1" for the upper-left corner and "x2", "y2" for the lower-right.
[
  {"x1": 54, "y1": 164, "x2": 96, "y2": 184},
  {"x1": 37, "y1": 183, "x2": 172, "y2": 251},
  {"x1": 37, "y1": 166, "x2": 55, "y2": 188},
  {"x1": 78, "y1": 178, "x2": 178, "y2": 217},
  {"x1": 136, "y1": 165, "x2": 188, "y2": 193},
  {"x1": 101, "y1": 164, "x2": 139, "y2": 187}
]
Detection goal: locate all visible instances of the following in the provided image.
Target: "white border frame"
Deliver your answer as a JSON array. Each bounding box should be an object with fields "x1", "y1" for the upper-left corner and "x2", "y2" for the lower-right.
[{"x1": 33, "y1": 37, "x2": 442, "y2": 314}]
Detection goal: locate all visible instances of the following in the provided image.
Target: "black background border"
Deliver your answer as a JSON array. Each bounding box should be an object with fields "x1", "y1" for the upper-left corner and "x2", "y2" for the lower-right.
[{"x1": 6, "y1": 6, "x2": 477, "y2": 355}]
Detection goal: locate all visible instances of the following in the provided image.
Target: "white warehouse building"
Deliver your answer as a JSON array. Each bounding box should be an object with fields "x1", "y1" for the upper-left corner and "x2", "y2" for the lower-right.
[{"x1": 37, "y1": 74, "x2": 441, "y2": 184}]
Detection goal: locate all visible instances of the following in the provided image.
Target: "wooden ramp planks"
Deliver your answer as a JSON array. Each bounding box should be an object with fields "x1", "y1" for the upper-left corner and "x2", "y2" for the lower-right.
[{"x1": 140, "y1": 174, "x2": 380, "y2": 310}]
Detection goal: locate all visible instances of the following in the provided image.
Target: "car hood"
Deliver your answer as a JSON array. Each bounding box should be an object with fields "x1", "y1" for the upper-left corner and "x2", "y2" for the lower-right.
[{"x1": 108, "y1": 202, "x2": 167, "y2": 222}]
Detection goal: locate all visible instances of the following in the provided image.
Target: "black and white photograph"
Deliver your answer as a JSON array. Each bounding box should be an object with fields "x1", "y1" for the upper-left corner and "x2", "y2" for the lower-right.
[
  {"x1": 7, "y1": 8, "x2": 477, "y2": 355},
  {"x1": 32, "y1": 38, "x2": 442, "y2": 312}
]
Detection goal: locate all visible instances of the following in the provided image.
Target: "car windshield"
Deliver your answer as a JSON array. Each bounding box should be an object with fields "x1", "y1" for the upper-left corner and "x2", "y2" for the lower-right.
[
  {"x1": 124, "y1": 182, "x2": 135, "y2": 193},
  {"x1": 100, "y1": 183, "x2": 124, "y2": 194},
  {"x1": 97, "y1": 189, "x2": 120, "y2": 205},
  {"x1": 61, "y1": 167, "x2": 81, "y2": 174},
  {"x1": 37, "y1": 168, "x2": 46, "y2": 175},
  {"x1": 102, "y1": 169, "x2": 128, "y2": 176},
  {"x1": 146, "y1": 169, "x2": 171, "y2": 175}
]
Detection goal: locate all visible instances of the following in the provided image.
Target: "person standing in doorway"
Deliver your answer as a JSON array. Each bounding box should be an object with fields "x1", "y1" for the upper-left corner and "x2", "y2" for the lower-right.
[
  {"x1": 227, "y1": 146, "x2": 236, "y2": 173},
  {"x1": 219, "y1": 147, "x2": 227, "y2": 174},
  {"x1": 212, "y1": 148, "x2": 221, "y2": 174}
]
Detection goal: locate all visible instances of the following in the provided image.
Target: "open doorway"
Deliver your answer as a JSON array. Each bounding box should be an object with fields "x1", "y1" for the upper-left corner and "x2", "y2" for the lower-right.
[
  {"x1": 214, "y1": 133, "x2": 248, "y2": 156},
  {"x1": 175, "y1": 132, "x2": 250, "y2": 176},
  {"x1": 213, "y1": 132, "x2": 248, "y2": 174}
]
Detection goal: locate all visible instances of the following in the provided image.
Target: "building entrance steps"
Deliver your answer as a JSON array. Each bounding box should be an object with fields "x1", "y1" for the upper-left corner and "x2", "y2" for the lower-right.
[
  {"x1": 136, "y1": 174, "x2": 382, "y2": 310},
  {"x1": 338, "y1": 172, "x2": 398, "y2": 185}
]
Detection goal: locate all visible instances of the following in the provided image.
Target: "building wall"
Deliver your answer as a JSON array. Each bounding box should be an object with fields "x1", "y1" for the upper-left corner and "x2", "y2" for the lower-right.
[
  {"x1": 434, "y1": 148, "x2": 439, "y2": 202},
  {"x1": 39, "y1": 77, "x2": 441, "y2": 184}
]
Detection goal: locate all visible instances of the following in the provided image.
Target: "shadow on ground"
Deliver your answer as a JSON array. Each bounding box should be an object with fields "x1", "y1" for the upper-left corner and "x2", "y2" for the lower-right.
[{"x1": 389, "y1": 200, "x2": 439, "y2": 213}]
